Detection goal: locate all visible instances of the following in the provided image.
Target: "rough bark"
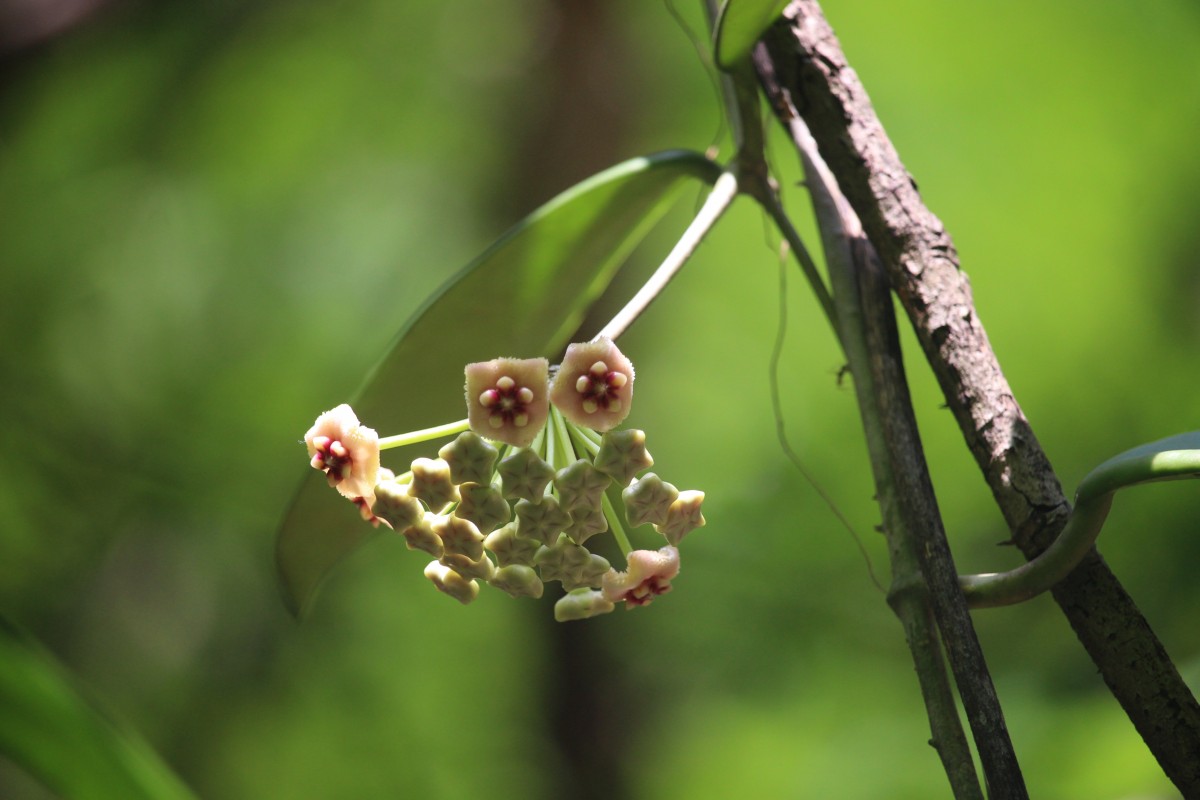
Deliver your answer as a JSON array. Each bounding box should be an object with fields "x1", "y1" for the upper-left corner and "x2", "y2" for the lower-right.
[{"x1": 757, "y1": 2, "x2": 1200, "y2": 795}]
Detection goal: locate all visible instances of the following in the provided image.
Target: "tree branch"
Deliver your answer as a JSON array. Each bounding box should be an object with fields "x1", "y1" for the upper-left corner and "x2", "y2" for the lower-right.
[{"x1": 756, "y1": 2, "x2": 1200, "y2": 794}]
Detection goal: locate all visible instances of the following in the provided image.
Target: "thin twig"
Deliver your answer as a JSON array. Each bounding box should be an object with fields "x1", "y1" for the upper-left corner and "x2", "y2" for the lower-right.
[
  {"x1": 759, "y1": 3, "x2": 1200, "y2": 794},
  {"x1": 595, "y1": 170, "x2": 739, "y2": 342}
]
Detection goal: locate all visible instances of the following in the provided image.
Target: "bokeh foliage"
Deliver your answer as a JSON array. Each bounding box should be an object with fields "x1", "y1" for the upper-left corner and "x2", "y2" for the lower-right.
[{"x1": 1, "y1": 0, "x2": 1198, "y2": 797}]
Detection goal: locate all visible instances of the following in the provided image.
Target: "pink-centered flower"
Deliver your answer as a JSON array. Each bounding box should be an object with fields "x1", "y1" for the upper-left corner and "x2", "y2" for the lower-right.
[
  {"x1": 601, "y1": 546, "x2": 680, "y2": 608},
  {"x1": 305, "y1": 404, "x2": 380, "y2": 502},
  {"x1": 464, "y1": 357, "x2": 550, "y2": 448},
  {"x1": 549, "y1": 338, "x2": 634, "y2": 432}
]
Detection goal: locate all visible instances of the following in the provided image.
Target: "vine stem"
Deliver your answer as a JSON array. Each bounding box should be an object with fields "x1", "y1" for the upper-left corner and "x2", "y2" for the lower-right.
[
  {"x1": 594, "y1": 169, "x2": 739, "y2": 342},
  {"x1": 378, "y1": 418, "x2": 469, "y2": 450}
]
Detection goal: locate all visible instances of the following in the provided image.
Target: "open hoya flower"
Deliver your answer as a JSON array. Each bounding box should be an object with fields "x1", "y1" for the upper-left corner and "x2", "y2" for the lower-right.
[
  {"x1": 305, "y1": 404, "x2": 380, "y2": 502},
  {"x1": 464, "y1": 357, "x2": 550, "y2": 448},
  {"x1": 602, "y1": 546, "x2": 680, "y2": 608},
  {"x1": 549, "y1": 337, "x2": 634, "y2": 432},
  {"x1": 298, "y1": 341, "x2": 705, "y2": 621}
]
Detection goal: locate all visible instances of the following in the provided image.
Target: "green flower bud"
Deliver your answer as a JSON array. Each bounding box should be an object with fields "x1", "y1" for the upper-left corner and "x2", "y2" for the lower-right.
[
  {"x1": 655, "y1": 491, "x2": 705, "y2": 546},
  {"x1": 564, "y1": 505, "x2": 608, "y2": 546},
  {"x1": 554, "y1": 459, "x2": 611, "y2": 513},
  {"x1": 514, "y1": 495, "x2": 572, "y2": 547},
  {"x1": 455, "y1": 482, "x2": 511, "y2": 535},
  {"x1": 373, "y1": 480, "x2": 423, "y2": 531},
  {"x1": 400, "y1": 513, "x2": 444, "y2": 557},
  {"x1": 424, "y1": 561, "x2": 479, "y2": 605},
  {"x1": 489, "y1": 565, "x2": 544, "y2": 599},
  {"x1": 440, "y1": 552, "x2": 496, "y2": 582},
  {"x1": 484, "y1": 522, "x2": 542, "y2": 567},
  {"x1": 438, "y1": 431, "x2": 499, "y2": 485},
  {"x1": 409, "y1": 457, "x2": 459, "y2": 513},
  {"x1": 593, "y1": 429, "x2": 653, "y2": 486},
  {"x1": 554, "y1": 588, "x2": 615, "y2": 622},
  {"x1": 498, "y1": 448, "x2": 556, "y2": 502},
  {"x1": 431, "y1": 514, "x2": 485, "y2": 561},
  {"x1": 622, "y1": 473, "x2": 679, "y2": 528}
]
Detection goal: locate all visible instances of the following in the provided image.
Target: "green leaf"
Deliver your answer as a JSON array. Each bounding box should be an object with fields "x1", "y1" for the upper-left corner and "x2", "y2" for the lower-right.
[
  {"x1": 0, "y1": 618, "x2": 197, "y2": 800},
  {"x1": 276, "y1": 149, "x2": 721, "y2": 618},
  {"x1": 1076, "y1": 430, "x2": 1200, "y2": 502},
  {"x1": 714, "y1": 0, "x2": 791, "y2": 70}
]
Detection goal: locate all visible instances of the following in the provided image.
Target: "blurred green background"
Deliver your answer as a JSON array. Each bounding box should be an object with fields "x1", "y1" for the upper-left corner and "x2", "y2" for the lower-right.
[{"x1": 2, "y1": 0, "x2": 1199, "y2": 797}]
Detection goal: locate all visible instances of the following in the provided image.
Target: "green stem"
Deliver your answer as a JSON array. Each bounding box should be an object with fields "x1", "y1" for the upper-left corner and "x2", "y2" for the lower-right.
[
  {"x1": 761, "y1": 107, "x2": 986, "y2": 798},
  {"x1": 379, "y1": 419, "x2": 470, "y2": 450},
  {"x1": 962, "y1": 440, "x2": 1200, "y2": 608},
  {"x1": 602, "y1": 489, "x2": 633, "y2": 559},
  {"x1": 595, "y1": 170, "x2": 740, "y2": 342}
]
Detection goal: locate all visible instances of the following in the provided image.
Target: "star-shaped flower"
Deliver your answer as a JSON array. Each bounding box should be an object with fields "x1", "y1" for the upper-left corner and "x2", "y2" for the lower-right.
[
  {"x1": 554, "y1": 588, "x2": 615, "y2": 622},
  {"x1": 465, "y1": 357, "x2": 550, "y2": 447},
  {"x1": 514, "y1": 496, "x2": 572, "y2": 547},
  {"x1": 549, "y1": 338, "x2": 634, "y2": 432},
  {"x1": 439, "y1": 431, "x2": 499, "y2": 485},
  {"x1": 554, "y1": 459, "x2": 611, "y2": 513},
  {"x1": 602, "y1": 546, "x2": 680, "y2": 608},
  {"x1": 424, "y1": 561, "x2": 479, "y2": 605},
  {"x1": 498, "y1": 448, "x2": 556, "y2": 502},
  {"x1": 305, "y1": 404, "x2": 380, "y2": 501},
  {"x1": 655, "y1": 491, "x2": 705, "y2": 546},
  {"x1": 455, "y1": 483, "x2": 511, "y2": 535},
  {"x1": 409, "y1": 457, "x2": 459, "y2": 513},
  {"x1": 622, "y1": 473, "x2": 679, "y2": 528},
  {"x1": 489, "y1": 565, "x2": 544, "y2": 600},
  {"x1": 484, "y1": 522, "x2": 542, "y2": 567},
  {"x1": 593, "y1": 429, "x2": 653, "y2": 486}
]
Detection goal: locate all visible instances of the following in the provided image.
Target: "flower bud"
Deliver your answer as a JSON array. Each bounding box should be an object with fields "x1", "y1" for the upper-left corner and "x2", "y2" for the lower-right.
[
  {"x1": 554, "y1": 588, "x2": 615, "y2": 622},
  {"x1": 438, "y1": 431, "x2": 499, "y2": 485},
  {"x1": 424, "y1": 561, "x2": 479, "y2": 605},
  {"x1": 408, "y1": 457, "x2": 459, "y2": 513},
  {"x1": 489, "y1": 565, "x2": 544, "y2": 600}
]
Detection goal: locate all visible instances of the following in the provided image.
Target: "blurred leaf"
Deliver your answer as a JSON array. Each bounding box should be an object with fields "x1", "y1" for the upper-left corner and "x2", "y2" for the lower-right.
[
  {"x1": 276, "y1": 150, "x2": 721, "y2": 618},
  {"x1": 0, "y1": 618, "x2": 197, "y2": 800},
  {"x1": 1077, "y1": 430, "x2": 1200, "y2": 501},
  {"x1": 714, "y1": 0, "x2": 790, "y2": 70}
]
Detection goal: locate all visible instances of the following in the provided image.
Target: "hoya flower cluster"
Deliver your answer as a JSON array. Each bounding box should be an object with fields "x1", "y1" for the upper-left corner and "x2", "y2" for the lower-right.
[{"x1": 302, "y1": 338, "x2": 705, "y2": 621}]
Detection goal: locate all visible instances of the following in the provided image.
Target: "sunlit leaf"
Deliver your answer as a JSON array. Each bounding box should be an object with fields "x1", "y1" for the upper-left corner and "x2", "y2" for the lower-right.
[
  {"x1": 0, "y1": 618, "x2": 197, "y2": 800},
  {"x1": 276, "y1": 150, "x2": 721, "y2": 618},
  {"x1": 714, "y1": 0, "x2": 791, "y2": 70}
]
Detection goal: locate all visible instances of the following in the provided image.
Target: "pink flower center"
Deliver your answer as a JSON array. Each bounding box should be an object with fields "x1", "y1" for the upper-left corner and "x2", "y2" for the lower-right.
[
  {"x1": 310, "y1": 435, "x2": 353, "y2": 486},
  {"x1": 574, "y1": 360, "x2": 627, "y2": 415},
  {"x1": 478, "y1": 375, "x2": 536, "y2": 429},
  {"x1": 622, "y1": 576, "x2": 672, "y2": 607}
]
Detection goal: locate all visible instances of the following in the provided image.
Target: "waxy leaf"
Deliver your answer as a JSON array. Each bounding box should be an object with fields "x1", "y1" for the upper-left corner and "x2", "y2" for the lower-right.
[
  {"x1": 0, "y1": 618, "x2": 197, "y2": 800},
  {"x1": 714, "y1": 0, "x2": 791, "y2": 70},
  {"x1": 276, "y1": 150, "x2": 721, "y2": 618}
]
